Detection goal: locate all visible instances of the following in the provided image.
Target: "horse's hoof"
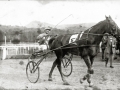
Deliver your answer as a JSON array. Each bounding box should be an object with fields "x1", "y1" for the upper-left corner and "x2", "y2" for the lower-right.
[
  {"x1": 89, "y1": 83, "x2": 93, "y2": 87},
  {"x1": 48, "y1": 78, "x2": 52, "y2": 81},
  {"x1": 110, "y1": 66, "x2": 114, "y2": 68},
  {"x1": 80, "y1": 78, "x2": 84, "y2": 84},
  {"x1": 63, "y1": 82, "x2": 69, "y2": 85}
]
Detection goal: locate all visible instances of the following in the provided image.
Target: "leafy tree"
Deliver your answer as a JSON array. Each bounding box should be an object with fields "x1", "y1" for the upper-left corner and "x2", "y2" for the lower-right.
[{"x1": 37, "y1": 28, "x2": 41, "y2": 34}]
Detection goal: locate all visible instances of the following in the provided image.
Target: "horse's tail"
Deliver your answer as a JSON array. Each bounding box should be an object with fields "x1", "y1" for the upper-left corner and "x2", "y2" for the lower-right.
[{"x1": 48, "y1": 37, "x2": 56, "y2": 50}]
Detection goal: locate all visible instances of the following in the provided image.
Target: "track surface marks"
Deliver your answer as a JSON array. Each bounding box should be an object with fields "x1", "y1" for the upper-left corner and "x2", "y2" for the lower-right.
[{"x1": 0, "y1": 56, "x2": 120, "y2": 90}]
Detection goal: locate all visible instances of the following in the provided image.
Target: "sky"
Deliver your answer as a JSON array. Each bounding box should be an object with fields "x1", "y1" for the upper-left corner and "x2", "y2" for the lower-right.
[{"x1": 0, "y1": 0, "x2": 120, "y2": 27}]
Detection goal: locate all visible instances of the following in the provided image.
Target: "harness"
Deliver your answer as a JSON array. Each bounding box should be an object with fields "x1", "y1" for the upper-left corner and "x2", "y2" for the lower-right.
[
  {"x1": 86, "y1": 27, "x2": 93, "y2": 44},
  {"x1": 77, "y1": 31, "x2": 84, "y2": 40}
]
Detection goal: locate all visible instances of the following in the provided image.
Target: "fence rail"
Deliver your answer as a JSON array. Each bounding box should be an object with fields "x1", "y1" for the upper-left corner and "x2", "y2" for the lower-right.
[{"x1": 0, "y1": 43, "x2": 40, "y2": 60}]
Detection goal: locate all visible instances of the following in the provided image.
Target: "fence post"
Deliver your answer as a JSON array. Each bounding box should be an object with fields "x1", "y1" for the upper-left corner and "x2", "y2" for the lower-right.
[
  {"x1": 2, "y1": 47, "x2": 6, "y2": 60},
  {"x1": 99, "y1": 42, "x2": 102, "y2": 52}
]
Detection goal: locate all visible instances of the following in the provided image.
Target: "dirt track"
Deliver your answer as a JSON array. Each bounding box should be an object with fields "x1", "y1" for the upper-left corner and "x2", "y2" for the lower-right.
[{"x1": 0, "y1": 55, "x2": 120, "y2": 90}]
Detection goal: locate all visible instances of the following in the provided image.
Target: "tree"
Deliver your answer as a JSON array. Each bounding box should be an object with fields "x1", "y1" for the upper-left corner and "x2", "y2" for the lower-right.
[
  {"x1": 66, "y1": 29, "x2": 70, "y2": 34},
  {"x1": 37, "y1": 28, "x2": 41, "y2": 34}
]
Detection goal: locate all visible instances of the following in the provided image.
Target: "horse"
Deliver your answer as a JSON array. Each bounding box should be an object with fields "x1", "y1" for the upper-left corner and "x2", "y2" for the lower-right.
[
  {"x1": 115, "y1": 28, "x2": 120, "y2": 55},
  {"x1": 47, "y1": 16, "x2": 119, "y2": 87}
]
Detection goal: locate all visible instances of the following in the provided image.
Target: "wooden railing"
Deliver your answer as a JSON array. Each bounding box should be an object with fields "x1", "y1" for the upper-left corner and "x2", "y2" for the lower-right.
[{"x1": 0, "y1": 43, "x2": 40, "y2": 60}]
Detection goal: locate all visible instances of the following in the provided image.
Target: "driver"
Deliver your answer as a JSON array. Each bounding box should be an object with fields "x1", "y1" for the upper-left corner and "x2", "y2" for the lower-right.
[
  {"x1": 32, "y1": 28, "x2": 51, "y2": 57},
  {"x1": 37, "y1": 28, "x2": 51, "y2": 45}
]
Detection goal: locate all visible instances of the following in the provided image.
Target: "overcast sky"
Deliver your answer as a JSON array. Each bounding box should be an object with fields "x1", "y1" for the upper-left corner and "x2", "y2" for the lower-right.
[{"x1": 0, "y1": 0, "x2": 120, "y2": 27}]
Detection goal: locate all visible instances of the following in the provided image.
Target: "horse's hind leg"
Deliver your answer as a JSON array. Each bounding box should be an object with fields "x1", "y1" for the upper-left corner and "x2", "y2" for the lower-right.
[
  {"x1": 55, "y1": 50, "x2": 69, "y2": 85},
  {"x1": 48, "y1": 59, "x2": 57, "y2": 81},
  {"x1": 56, "y1": 58, "x2": 69, "y2": 85},
  {"x1": 48, "y1": 49, "x2": 69, "y2": 85}
]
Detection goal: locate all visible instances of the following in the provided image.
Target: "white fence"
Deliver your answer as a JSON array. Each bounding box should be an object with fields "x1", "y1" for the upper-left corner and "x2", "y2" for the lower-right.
[{"x1": 0, "y1": 43, "x2": 40, "y2": 60}]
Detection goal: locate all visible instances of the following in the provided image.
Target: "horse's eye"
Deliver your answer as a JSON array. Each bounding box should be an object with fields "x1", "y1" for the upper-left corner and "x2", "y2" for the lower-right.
[{"x1": 113, "y1": 27, "x2": 116, "y2": 30}]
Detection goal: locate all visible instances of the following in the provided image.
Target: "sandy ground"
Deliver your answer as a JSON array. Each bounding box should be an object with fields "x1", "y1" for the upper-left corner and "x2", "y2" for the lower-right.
[{"x1": 0, "y1": 55, "x2": 120, "y2": 90}]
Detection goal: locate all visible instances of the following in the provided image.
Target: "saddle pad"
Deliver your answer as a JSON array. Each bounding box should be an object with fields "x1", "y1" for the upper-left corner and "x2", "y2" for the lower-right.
[
  {"x1": 69, "y1": 31, "x2": 84, "y2": 44},
  {"x1": 69, "y1": 34, "x2": 79, "y2": 44}
]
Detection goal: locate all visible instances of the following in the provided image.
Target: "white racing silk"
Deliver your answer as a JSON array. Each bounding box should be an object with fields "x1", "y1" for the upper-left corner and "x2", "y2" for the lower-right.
[{"x1": 69, "y1": 31, "x2": 84, "y2": 44}]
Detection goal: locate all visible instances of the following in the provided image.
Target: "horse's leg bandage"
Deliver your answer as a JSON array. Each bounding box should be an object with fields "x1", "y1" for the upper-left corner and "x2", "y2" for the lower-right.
[{"x1": 87, "y1": 69, "x2": 94, "y2": 74}]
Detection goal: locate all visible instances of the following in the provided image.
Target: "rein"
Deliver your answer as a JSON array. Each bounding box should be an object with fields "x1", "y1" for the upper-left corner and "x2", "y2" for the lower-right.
[
  {"x1": 59, "y1": 45, "x2": 99, "y2": 49},
  {"x1": 39, "y1": 37, "x2": 97, "y2": 57},
  {"x1": 50, "y1": 32, "x2": 113, "y2": 37}
]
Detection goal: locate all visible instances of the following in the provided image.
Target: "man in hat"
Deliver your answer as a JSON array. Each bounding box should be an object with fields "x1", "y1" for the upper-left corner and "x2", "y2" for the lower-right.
[
  {"x1": 101, "y1": 33, "x2": 116, "y2": 68},
  {"x1": 104, "y1": 36, "x2": 116, "y2": 68},
  {"x1": 37, "y1": 28, "x2": 51, "y2": 45},
  {"x1": 101, "y1": 33, "x2": 109, "y2": 61},
  {"x1": 32, "y1": 28, "x2": 51, "y2": 57}
]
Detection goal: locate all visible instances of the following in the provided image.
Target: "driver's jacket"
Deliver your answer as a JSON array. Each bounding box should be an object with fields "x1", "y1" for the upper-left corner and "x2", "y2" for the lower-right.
[{"x1": 37, "y1": 33, "x2": 48, "y2": 44}]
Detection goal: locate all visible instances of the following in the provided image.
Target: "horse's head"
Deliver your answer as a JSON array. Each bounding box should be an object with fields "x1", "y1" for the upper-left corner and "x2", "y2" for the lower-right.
[
  {"x1": 114, "y1": 28, "x2": 120, "y2": 50},
  {"x1": 114, "y1": 28, "x2": 120, "y2": 41},
  {"x1": 105, "y1": 15, "x2": 119, "y2": 37}
]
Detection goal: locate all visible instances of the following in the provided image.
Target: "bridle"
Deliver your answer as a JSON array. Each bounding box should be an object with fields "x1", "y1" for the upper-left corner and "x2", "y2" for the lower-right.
[{"x1": 107, "y1": 20, "x2": 118, "y2": 37}]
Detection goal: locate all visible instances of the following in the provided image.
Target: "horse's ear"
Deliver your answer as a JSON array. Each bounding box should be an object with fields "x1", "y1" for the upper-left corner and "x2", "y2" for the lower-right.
[
  {"x1": 109, "y1": 15, "x2": 113, "y2": 21},
  {"x1": 105, "y1": 15, "x2": 108, "y2": 19}
]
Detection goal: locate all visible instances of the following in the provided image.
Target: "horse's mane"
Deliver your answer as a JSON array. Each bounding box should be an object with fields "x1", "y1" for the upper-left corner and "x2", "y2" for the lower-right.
[{"x1": 85, "y1": 20, "x2": 107, "y2": 33}]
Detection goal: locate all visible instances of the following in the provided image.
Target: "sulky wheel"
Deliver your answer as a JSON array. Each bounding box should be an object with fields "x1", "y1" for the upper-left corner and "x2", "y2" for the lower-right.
[
  {"x1": 26, "y1": 61, "x2": 40, "y2": 83},
  {"x1": 61, "y1": 57, "x2": 73, "y2": 77}
]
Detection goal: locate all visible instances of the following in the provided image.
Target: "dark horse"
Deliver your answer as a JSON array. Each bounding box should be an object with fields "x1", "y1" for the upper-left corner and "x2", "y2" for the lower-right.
[
  {"x1": 115, "y1": 28, "x2": 120, "y2": 55},
  {"x1": 48, "y1": 16, "x2": 119, "y2": 86}
]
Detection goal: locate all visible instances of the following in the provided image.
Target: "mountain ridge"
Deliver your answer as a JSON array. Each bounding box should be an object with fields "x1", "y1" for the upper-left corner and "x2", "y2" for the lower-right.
[{"x1": 26, "y1": 20, "x2": 96, "y2": 30}]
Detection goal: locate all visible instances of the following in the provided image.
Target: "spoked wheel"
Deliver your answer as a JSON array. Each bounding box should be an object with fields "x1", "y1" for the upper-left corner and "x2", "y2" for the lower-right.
[
  {"x1": 26, "y1": 61, "x2": 40, "y2": 83},
  {"x1": 61, "y1": 57, "x2": 73, "y2": 77}
]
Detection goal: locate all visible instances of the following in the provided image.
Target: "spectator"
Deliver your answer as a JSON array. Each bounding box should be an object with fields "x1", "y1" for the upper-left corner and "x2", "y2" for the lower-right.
[{"x1": 101, "y1": 33, "x2": 116, "y2": 68}]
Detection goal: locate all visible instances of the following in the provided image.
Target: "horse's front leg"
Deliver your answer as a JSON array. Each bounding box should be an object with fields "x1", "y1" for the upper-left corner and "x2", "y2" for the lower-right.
[{"x1": 80, "y1": 56, "x2": 93, "y2": 87}]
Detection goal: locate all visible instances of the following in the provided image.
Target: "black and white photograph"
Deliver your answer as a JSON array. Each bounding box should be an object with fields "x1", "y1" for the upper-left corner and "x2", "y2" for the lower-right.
[{"x1": 0, "y1": 0, "x2": 120, "y2": 90}]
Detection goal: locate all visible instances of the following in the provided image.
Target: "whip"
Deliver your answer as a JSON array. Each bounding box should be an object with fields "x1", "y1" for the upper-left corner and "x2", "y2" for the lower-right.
[{"x1": 53, "y1": 14, "x2": 73, "y2": 28}]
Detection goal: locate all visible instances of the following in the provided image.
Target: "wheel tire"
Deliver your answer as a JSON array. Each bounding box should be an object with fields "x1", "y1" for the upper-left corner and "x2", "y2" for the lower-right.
[
  {"x1": 61, "y1": 57, "x2": 73, "y2": 77},
  {"x1": 26, "y1": 61, "x2": 40, "y2": 83}
]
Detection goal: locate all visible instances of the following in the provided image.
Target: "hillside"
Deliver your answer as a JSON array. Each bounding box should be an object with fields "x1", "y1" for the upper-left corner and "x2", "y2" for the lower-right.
[
  {"x1": 26, "y1": 21, "x2": 95, "y2": 30},
  {"x1": 26, "y1": 21, "x2": 54, "y2": 28}
]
